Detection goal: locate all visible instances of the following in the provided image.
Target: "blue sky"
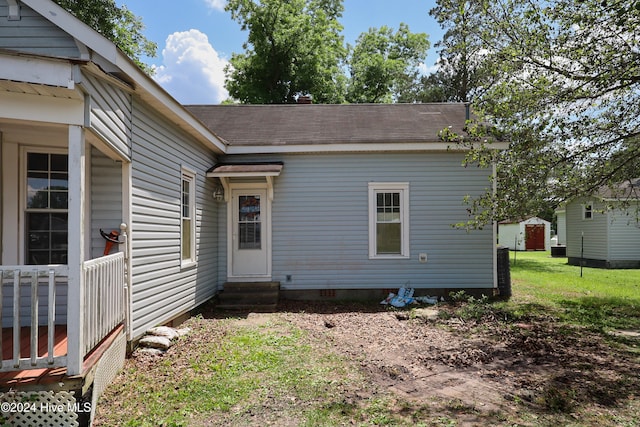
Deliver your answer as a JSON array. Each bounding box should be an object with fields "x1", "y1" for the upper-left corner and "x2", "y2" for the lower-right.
[{"x1": 117, "y1": 0, "x2": 443, "y2": 104}]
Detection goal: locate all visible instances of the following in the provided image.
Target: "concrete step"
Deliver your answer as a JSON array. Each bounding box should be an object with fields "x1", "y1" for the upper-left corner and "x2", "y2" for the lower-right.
[
  {"x1": 222, "y1": 281, "x2": 280, "y2": 292},
  {"x1": 217, "y1": 282, "x2": 280, "y2": 311},
  {"x1": 215, "y1": 303, "x2": 278, "y2": 312}
]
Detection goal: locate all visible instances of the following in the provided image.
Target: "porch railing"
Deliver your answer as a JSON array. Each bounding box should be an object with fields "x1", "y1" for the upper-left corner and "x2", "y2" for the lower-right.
[
  {"x1": 82, "y1": 252, "x2": 125, "y2": 356},
  {"x1": 0, "y1": 266, "x2": 69, "y2": 372}
]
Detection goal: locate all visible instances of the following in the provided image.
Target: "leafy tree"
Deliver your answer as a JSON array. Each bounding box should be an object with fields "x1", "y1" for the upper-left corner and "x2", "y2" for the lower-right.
[
  {"x1": 429, "y1": 0, "x2": 492, "y2": 103},
  {"x1": 224, "y1": 0, "x2": 347, "y2": 104},
  {"x1": 446, "y1": 0, "x2": 640, "y2": 227},
  {"x1": 346, "y1": 23, "x2": 429, "y2": 103},
  {"x1": 404, "y1": 0, "x2": 492, "y2": 104},
  {"x1": 53, "y1": 0, "x2": 157, "y2": 73}
]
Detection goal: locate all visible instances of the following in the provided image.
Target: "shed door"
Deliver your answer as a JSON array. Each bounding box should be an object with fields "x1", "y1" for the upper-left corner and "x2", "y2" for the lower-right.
[
  {"x1": 230, "y1": 188, "x2": 271, "y2": 279},
  {"x1": 525, "y1": 224, "x2": 545, "y2": 250}
]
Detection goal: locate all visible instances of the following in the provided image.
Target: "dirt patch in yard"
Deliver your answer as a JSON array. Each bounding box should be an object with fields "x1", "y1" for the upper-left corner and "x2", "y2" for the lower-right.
[
  {"x1": 277, "y1": 301, "x2": 640, "y2": 424},
  {"x1": 95, "y1": 300, "x2": 640, "y2": 426}
]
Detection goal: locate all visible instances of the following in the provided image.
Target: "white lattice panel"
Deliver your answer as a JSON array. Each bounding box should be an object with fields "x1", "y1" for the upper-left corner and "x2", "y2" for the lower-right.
[
  {"x1": 0, "y1": 390, "x2": 79, "y2": 427},
  {"x1": 90, "y1": 330, "x2": 126, "y2": 425}
]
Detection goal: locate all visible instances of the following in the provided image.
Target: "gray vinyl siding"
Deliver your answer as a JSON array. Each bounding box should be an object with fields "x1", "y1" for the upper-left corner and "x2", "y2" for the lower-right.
[
  {"x1": 608, "y1": 204, "x2": 640, "y2": 261},
  {"x1": 566, "y1": 198, "x2": 609, "y2": 260},
  {"x1": 220, "y1": 152, "x2": 495, "y2": 290},
  {"x1": 83, "y1": 73, "x2": 133, "y2": 159},
  {"x1": 129, "y1": 101, "x2": 218, "y2": 340},
  {"x1": 0, "y1": 1, "x2": 80, "y2": 58},
  {"x1": 90, "y1": 148, "x2": 123, "y2": 259}
]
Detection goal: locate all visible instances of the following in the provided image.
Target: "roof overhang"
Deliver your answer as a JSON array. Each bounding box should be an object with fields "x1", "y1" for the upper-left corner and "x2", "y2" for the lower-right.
[
  {"x1": 206, "y1": 163, "x2": 284, "y2": 178},
  {"x1": 225, "y1": 141, "x2": 509, "y2": 155},
  {"x1": 206, "y1": 163, "x2": 284, "y2": 201},
  {"x1": 21, "y1": 0, "x2": 227, "y2": 155}
]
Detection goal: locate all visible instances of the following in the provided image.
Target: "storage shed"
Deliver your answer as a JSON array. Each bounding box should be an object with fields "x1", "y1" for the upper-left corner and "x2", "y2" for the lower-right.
[{"x1": 498, "y1": 217, "x2": 551, "y2": 251}]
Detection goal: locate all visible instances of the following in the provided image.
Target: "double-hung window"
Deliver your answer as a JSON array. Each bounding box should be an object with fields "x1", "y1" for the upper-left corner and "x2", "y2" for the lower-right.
[
  {"x1": 181, "y1": 168, "x2": 196, "y2": 266},
  {"x1": 583, "y1": 203, "x2": 593, "y2": 220},
  {"x1": 25, "y1": 152, "x2": 68, "y2": 265},
  {"x1": 368, "y1": 183, "x2": 410, "y2": 259}
]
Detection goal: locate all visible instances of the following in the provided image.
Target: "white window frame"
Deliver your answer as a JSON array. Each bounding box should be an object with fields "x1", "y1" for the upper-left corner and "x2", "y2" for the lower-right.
[
  {"x1": 21, "y1": 147, "x2": 69, "y2": 265},
  {"x1": 180, "y1": 167, "x2": 197, "y2": 267},
  {"x1": 368, "y1": 182, "x2": 410, "y2": 259},
  {"x1": 582, "y1": 202, "x2": 593, "y2": 220}
]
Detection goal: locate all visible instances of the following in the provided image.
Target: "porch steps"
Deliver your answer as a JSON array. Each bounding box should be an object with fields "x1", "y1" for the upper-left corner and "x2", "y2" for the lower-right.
[{"x1": 217, "y1": 282, "x2": 280, "y2": 312}]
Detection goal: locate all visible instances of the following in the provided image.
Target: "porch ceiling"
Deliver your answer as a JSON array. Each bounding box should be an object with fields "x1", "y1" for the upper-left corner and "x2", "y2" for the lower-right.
[
  {"x1": 0, "y1": 79, "x2": 83, "y2": 100},
  {"x1": 0, "y1": 118, "x2": 68, "y2": 145}
]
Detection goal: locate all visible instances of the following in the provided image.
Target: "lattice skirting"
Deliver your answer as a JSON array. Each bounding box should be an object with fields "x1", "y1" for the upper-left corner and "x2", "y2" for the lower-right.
[
  {"x1": 90, "y1": 330, "x2": 126, "y2": 424},
  {"x1": 0, "y1": 390, "x2": 79, "y2": 427}
]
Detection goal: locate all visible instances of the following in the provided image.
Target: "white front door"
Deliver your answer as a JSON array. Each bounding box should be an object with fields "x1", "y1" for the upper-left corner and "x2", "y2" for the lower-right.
[{"x1": 229, "y1": 186, "x2": 271, "y2": 280}]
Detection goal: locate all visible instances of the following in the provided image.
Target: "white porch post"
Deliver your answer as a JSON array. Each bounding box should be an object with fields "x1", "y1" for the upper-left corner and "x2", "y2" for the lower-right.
[{"x1": 67, "y1": 125, "x2": 86, "y2": 376}]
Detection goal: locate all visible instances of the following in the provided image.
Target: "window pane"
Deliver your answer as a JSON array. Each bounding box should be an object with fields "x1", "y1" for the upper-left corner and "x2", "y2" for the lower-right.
[
  {"x1": 28, "y1": 213, "x2": 50, "y2": 231},
  {"x1": 28, "y1": 153, "x2": 48, "y2": 171},
  {"x1": 239, "y1": 223, "x2": 262, "y2": 250},
  {"x1": 50, "y1": 154, "x2": 68, "y2": 172},
  {"x1": 28, "y1": 231, "x2": 50, "y2": 249},
  {"x1": 28, "y1": 251, "x2": 50, "y2": 265},
  {"x1": 51, "y1": 213, "x2": 68, "y2": 230},
  {"x1": 239, "y1": 195, "x2": 260, "y2": 221},
  {"x1": 182, "y1": 180, "x2": 190, "y2": 218},
  {"x1": 25, "y1": 154, "x2": 69, "y2": 265},
  {"x1": 376, "y1": 191, "x2": 401, "y2": 223},
  {"x1": 50, "y1": 173, "x2": 68, "y2": 190},
  {"x1": 51, "y1": 232, "x2": 67, "y2": 250},
  {"x1": 50, "y1": 191, "x2": 68, "y2": 209},
  {"x1": 50, "y1": 251, "x2": 67, "y2": 264},
  {"x1": 377, "y1": 223, "x2": 401, "y2": 254},
  {"x1": 238, "y1": 195, "x2": 262, "y2": 249},
  {"x1": 182, "y1": 219, "x2": 191, "y2": 260}
]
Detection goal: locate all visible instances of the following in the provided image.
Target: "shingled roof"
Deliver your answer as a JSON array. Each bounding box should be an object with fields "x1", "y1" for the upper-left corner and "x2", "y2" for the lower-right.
[
  {"x1": 186, "y1": 103, "x2": 469, "y2": 146},
  {"x1": 596, "y1": 178, "x2": 640, "y2": 200}
]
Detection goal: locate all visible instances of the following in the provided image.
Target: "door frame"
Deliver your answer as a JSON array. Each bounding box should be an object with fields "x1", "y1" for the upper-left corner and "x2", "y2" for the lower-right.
[{"x1": 226, "y1": 181, "x2": 273, "y2": 282}]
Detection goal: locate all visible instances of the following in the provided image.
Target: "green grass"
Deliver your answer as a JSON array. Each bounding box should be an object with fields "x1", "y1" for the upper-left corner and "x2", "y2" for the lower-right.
[
  {"x1": 98, "y1": 317, "x2": 428, "y2": 427},
  {"x1": 509, "y1": 251, "x2": 640, "y2": 331},
  {"x1": 96, "y1": 254, "x2": 640, "y2": 426}
]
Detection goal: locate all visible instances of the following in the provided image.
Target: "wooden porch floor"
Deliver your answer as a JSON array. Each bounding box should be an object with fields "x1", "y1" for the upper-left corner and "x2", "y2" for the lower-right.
[{"x1": 0, "y1": 324, "x2": 123, "y2": 389}]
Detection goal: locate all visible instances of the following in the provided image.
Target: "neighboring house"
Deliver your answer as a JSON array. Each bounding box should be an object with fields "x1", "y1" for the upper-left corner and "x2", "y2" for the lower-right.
[
  {"x1": 498, "y1": 217, "x2": 551, "y2": 251},
  {"x1": 0, "y1": 0, "x2": 506, "y2": 424},
  {"x1": 565, "y1": 179, "x2": 640, "y2": 268}
]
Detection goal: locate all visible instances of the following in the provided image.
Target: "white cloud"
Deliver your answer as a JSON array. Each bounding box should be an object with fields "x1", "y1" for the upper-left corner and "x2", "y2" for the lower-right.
[
  {"x1": 154, "y1": 29, "x2": 230, "y2": 104},
  {"x1": 203, "y1": 0, "x2": 226, "y2": 11}
]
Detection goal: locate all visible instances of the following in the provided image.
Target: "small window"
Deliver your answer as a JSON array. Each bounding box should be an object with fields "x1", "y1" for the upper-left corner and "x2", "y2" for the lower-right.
[
  {"x1": 369, "y1": 183, "x2": 409, "y2": 259},
  {"x1": 583, "y1": 203, "x2": 593, "y2": 220},
  {"x1": 25, "y1": 152, "x2": 68, "y2": 265},
  {"x1": 181, "y1": 168, "x2": 196, "y2": 266}
]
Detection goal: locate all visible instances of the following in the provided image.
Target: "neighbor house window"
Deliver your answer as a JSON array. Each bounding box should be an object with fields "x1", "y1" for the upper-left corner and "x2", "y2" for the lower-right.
[
  {"x1": 181, "y1": 168, "x2": 196, "y2": 265},
  {"x1": 368, "y1": 183, "x2": 410, "y2": 258},
  {"x1": 25, "y1": 152, "x2": 68, "y2": 265},
  {"x1": 583, "y1": 203, "x2": 593, "y2": 220}
]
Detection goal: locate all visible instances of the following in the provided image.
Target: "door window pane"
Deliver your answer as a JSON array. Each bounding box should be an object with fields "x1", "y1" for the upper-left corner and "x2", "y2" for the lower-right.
[{"x1": 239, "y1": 195, "x2": 261, "y2": 249}]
